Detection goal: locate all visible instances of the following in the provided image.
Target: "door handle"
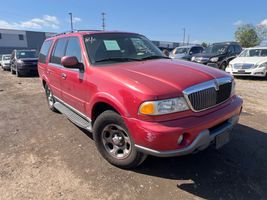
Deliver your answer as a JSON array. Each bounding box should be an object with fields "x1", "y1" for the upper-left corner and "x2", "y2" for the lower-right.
[{"x1": 61, "y1": 73, "x2": 67, "y2": 79}]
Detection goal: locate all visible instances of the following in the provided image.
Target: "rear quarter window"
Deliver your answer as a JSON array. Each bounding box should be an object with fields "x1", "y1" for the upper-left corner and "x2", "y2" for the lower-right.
[{"x1": 39, "y1": 40, "x2": 53, "y2": 64}]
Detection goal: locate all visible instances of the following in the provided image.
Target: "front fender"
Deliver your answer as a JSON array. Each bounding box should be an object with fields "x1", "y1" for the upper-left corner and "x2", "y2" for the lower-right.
[{"x1": 88, "y1": 92, "x2": 130, "y2": 119}]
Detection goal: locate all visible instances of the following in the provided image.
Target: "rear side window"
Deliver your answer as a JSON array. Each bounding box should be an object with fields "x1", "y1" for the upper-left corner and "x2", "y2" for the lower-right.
[
  {"x1": 39, "y1": 40, "x2": 53, "y2": 64},
  {"x1": 50, "y1": 38, "x2": 68, "y2": 65},
  {"x1": 65, "y1": 37, "x2": 82, "y2": 62}
]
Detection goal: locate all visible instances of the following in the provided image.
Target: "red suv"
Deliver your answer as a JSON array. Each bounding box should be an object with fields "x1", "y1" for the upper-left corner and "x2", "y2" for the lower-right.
[{"x1": 38, "y1": 31, "x2": 243, "y2": 168}]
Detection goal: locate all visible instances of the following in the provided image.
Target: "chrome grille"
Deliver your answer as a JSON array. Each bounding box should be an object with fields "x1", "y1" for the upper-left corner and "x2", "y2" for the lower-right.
[
  {"x1": 234, "y1": 63, "x2": 254, "y2": 69},
  {"x1": 183, "y1": 77, "x2": 232, "y2": 112}
]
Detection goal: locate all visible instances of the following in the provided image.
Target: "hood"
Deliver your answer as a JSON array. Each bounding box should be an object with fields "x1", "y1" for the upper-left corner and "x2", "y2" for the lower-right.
[
  {"x1": 230, "y1": 56, "x2": 267, "y2": 65},
  {"x1": 19, "y1": 58, "x2": 38, "y2": 61},
  {"x1": 101, "y1": 59, "x2": 229, "y2": 99}
]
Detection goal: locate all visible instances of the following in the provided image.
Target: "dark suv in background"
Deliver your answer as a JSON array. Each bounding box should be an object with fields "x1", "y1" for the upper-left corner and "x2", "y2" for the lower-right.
[
  {"x1": 10, "y1": 49, "x2": 38, "y2": 77},
  {"x1": 191, "y1": 42, "x2": 242, "y2": 70}
]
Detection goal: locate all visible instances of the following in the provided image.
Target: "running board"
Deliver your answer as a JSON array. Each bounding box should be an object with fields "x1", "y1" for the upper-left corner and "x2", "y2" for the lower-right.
[{"x1": 54, "y1": 102, "x2": 92, "y2": 131}]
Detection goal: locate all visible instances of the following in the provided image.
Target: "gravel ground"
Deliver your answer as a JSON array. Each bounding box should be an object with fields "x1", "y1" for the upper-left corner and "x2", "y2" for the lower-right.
[{"x1": 0, "y1": 70, "x2": 267, "y2": 200}]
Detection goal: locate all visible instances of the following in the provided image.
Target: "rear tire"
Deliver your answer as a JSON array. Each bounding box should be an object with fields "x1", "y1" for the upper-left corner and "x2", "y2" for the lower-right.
[
  {"x1": 45, "y1": 84, "x2": 58, "y2": 112},
  {"x1": 93, "y1": 110, "x2": 147, "y2": 169}
]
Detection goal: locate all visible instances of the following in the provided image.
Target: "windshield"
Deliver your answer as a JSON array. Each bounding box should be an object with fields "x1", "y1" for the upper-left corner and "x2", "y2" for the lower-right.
[
  {"x1": 3, "y1": 56, "x2": 10, "y2": 60},
  {"x1": 174, "y1": 48, "x2": 189, "y2": 54},
  {"x1": 239, "y1": 49, "x2": 267, "y2": 57},
  {"x1": 84, "y1": 33, "x2": 165, "y2": 65},
  {"x1": 204, "y1": 44, "x2": 227, "y2": 54},
  {"x1": 17, "y1": 51, "x2": 37, "y2": 59}
]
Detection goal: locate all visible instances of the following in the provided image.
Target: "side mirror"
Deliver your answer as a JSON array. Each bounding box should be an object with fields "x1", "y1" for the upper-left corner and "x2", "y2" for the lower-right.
[
  {"x1": 61, "y1": 56, "x2": 83, "y2": 71},
  {"x1": 189, "y1": 51, "x2": 193, "y2": 55}
]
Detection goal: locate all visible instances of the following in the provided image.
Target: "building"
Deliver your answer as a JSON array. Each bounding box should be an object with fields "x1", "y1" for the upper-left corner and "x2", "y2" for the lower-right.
[{"x1": 0, "y1": 29, "x2": 55, "y2": 55}]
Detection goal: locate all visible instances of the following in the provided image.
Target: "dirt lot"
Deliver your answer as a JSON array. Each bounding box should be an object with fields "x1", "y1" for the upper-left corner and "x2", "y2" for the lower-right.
[{"x1": 0, "y1": 69, "x2": 267, "y2": 200}]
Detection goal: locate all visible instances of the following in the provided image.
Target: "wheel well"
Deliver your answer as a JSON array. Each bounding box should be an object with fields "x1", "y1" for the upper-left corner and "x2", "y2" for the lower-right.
[{"x1": 92, "y1": 102, "x2": 118, "y2": 124}]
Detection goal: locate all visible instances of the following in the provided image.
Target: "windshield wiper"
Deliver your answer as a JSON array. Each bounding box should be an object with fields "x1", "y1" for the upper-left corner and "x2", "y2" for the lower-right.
[
  {"x1": 95, "y1": 57, "x2": 141, "y2": 63},
  {"x1": 140, "y1": 55, "x2": 170, "y2": 61}
]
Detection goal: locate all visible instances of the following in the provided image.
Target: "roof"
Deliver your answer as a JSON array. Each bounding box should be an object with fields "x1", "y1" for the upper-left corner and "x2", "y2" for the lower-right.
[
  {"x1": 212, "y1": 41, "x2": 239, "y2": 45},
  {"x1": 52, "y1": 30, "x2": 139, "y2": 38},
  {"x1": 175, "y1": 45, "x2": 202, "y2": 48},
  {"x1": 244, "y1": 46, "x2": 267, "y2": 50}
]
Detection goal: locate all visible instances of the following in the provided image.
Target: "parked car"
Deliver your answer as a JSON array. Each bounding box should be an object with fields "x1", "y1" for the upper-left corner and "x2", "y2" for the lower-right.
[
  {"x1": 0, "y1": 54, "x2": 11, "y2": 71},
  {"x1": 169, "y1": 45, "x2": 204, "y2": 61},
  {"x1": 191, "y1": 42, "x2": 242, "y2": 70},
  {"x1": 38, "y1": 31, "x2": 243, "y2": 169},
  {"x1": 10, "y1": 49, "x2": 38, "y2": 77},
  {"x1": 226, "y1": 47, "x2": 267, "y2": 77}
]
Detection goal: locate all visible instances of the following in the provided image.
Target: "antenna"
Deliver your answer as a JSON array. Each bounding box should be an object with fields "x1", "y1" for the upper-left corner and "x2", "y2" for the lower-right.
[{"x1": 102, "y1": 12, "x2": 106, "y2": 31}]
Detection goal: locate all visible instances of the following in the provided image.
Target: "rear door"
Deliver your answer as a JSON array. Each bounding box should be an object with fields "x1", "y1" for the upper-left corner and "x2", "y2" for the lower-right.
[
  {"x1": 47, "y1": 37, "x2": 68, "y2": 99},
  {"x1": 38, "y1": 40, "x2": 53, "y2": 76},
  {"x1": 60, "y1": 36, "x2": 87, "y2": 114}
]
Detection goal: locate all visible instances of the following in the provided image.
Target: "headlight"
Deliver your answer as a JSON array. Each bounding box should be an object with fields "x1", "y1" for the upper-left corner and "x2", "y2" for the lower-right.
[
  {"x1": 139, "y1": 97, "x2": 189, "y2": 115},
  {"x1": 231, "y1": 79, "x2": 236, "y2": 96},
  {"x1": 17, "y1": 59, "x2": 24, "y2": 64},
  {"x1": 191, "y1": 56, "x2": 195, "y2": 61},
  {"x1": 258, "y1": 62, "x2": 267, "y2": 68},
  {"x1": 210, "y1": 57, "x2": 219, "y2": 62}
]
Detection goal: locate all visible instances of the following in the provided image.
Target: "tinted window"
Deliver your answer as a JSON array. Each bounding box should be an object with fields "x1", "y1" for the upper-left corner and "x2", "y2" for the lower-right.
[
  {"x1": 228, "y1": 46, "x2": 235, "y2": 54},
  {"x1": 234, "y1": 45, "x2": 242, "y2": 54},
  {"x1": 65, "y1": 37, "x2": 82, "y2": 62},
  {"x1": 39, "y1": 40, "x2": 53, "y2": 64},
  {"x1": 51, "y1": 38, "x2": 68, "y2": 65},
  {"x1": 17, "y1": 51, "x2": 37, "y2": 59},
  {"x1": 190, "y1": 47, "x2": 203, "y2": 54}
]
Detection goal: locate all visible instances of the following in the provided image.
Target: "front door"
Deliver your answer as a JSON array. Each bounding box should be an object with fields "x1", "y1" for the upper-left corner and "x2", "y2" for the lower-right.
[{"x1": 60, "y1": 37, "x2": 88, "y2": 114}]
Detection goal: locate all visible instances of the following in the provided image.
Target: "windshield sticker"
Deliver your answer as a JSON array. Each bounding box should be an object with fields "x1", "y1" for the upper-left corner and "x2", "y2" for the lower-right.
[
  {"x1": 104, "y1": 40, "x2": 120, "y2": 51},
  {"x1": 20, "y1": 52, "x2": 26, "y2": 56}
]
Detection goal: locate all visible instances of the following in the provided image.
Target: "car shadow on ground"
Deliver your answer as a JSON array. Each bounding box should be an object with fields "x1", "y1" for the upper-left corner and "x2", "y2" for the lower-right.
[
  {"x1": 235, "y1": 76, "x2": 267, "y2": 81},
  {"x1": 134, "y1": 124, "x2": 267, "y2": 200}
]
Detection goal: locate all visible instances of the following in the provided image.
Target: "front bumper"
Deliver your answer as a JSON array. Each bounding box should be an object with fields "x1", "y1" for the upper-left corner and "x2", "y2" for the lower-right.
[
  {"x1": 125, "y1": 96, "x2": 242, "y2": 157},
  {"x1": 226, "y1": 67, "x2": 267, "y2": 77},
  {"x1": 17, "y1": 64, "x2": 38, "y2": 73},
  {"x1": 2, "y1": 64, "x2": 11, "y2": 70}
]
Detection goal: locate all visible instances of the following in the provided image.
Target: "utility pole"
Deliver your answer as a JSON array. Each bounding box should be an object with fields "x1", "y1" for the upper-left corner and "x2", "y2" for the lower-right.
[
  {"x1": 102, "y1": 12, "x2": 106, "y2": 31},
  {"x1": 182, "y1": 28, "x2": 186, "y2": 46},
  {"x1": 69, "y1": 12, "x2": 73, "y2": 32},
  {"x1": 187, "y1": 34, "x2": 190, "y2": 45}
]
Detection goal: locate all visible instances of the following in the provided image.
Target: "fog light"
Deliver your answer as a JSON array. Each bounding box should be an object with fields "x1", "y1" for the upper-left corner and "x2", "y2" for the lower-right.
[{"x1": 177, "y1": 134, "x2": 184, "y2": 145}]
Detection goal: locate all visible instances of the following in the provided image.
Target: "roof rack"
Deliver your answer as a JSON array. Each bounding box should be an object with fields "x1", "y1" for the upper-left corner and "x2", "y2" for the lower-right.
[{"x1": 54, "y1": 30, "x2": 102, "y2": 37}]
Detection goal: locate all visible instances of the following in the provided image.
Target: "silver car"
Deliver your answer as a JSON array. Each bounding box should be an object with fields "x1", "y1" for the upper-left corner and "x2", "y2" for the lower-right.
[
  {"x1": 0, "y1": 54, "x2": 11, "y2": 71},
  {"x1": 169, "y1": 45, "x2": 204, "y2": 61}
]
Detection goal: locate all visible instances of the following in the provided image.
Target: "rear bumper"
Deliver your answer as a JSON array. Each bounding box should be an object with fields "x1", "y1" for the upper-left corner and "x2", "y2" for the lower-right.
[
  {"x1": 2, "y1": 64, "x2": 10, "y2": 69},
  {"x1": 125, "y1": 96, "x2": 243, "y2": 157}
]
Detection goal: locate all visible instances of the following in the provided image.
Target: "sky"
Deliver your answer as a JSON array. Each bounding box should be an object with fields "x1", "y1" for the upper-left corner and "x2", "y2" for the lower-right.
[{"x1": 0, "y1": 0, "x2": 267, "y2": 43}]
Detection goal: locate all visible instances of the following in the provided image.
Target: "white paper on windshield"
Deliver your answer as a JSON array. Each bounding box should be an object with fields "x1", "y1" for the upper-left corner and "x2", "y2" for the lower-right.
[{"x1": 104, "y1": 40, "x2": 120, "y2": 51}]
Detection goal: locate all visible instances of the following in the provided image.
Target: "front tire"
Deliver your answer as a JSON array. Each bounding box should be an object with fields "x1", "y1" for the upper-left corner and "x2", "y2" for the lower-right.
[
  {"x1": 45, "y1": 84, "x2": 57, "y2": 112},
  {"x1": 220, "y1": 62, "x2": 227, "y2": 71},
  {"x1": 93, "y1": 110, "x2": 146, "y2": 169},
  {"x1": 11, "y1": 67, "x2": 15, "y2": 74}
]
